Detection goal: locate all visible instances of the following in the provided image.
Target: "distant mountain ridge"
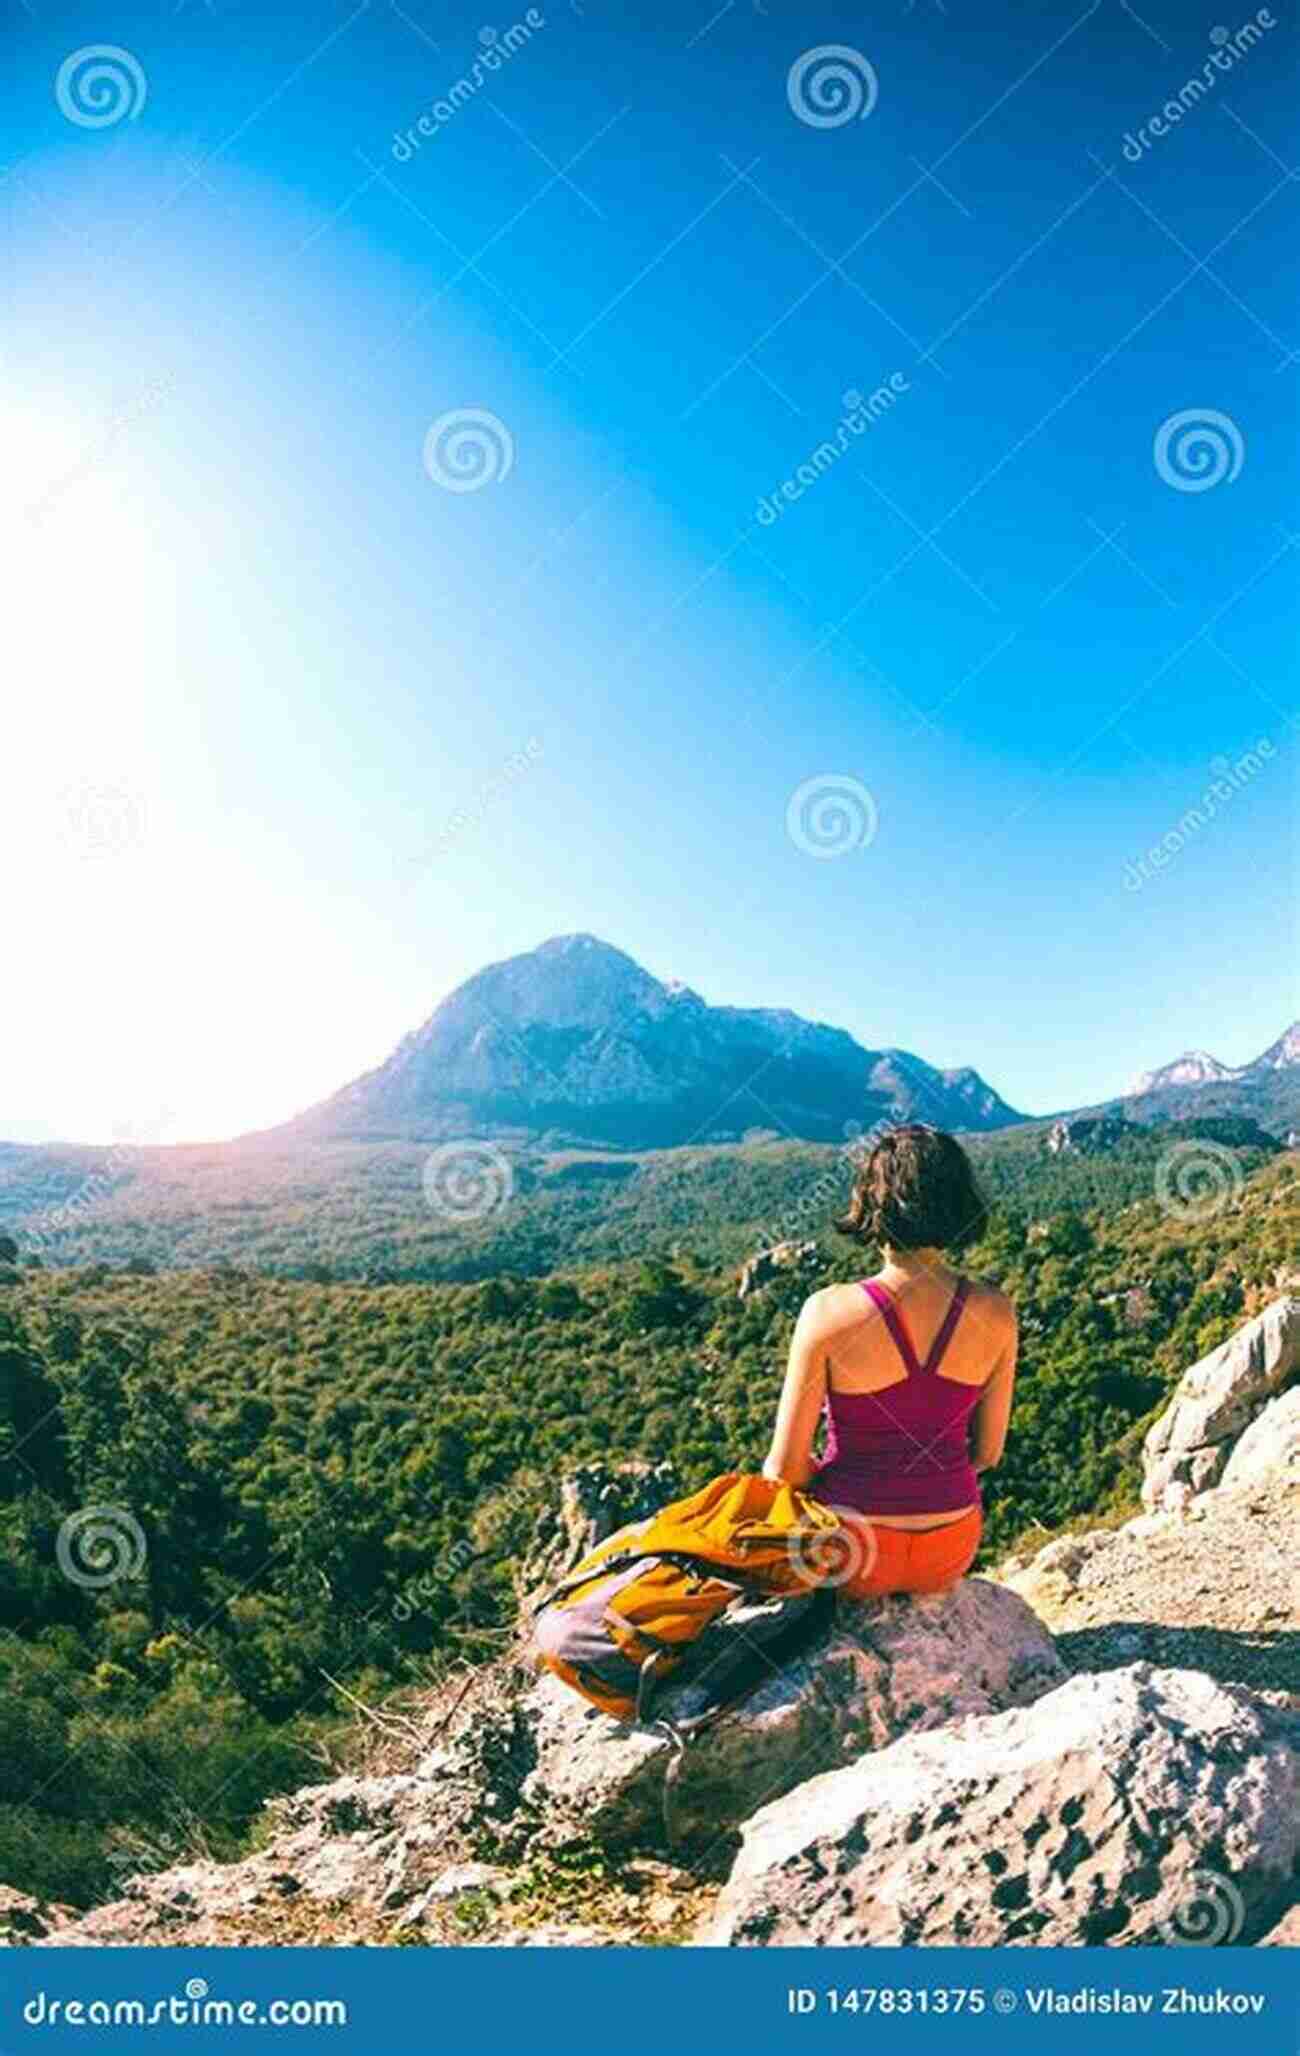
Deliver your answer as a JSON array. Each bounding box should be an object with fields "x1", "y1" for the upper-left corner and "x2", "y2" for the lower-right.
[
  {"x1": 1117, "y1": 1021, "x2": 1300, "y2": 1133},
  {"x1": 287, "y1": 933, "x2": 1025, "y2": 1149}
]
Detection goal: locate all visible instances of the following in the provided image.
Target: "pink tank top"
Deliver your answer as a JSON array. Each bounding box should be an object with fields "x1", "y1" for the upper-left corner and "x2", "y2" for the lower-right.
[{"x1": 810, "y1": 1277, "x2": 983, "y2": 1517}]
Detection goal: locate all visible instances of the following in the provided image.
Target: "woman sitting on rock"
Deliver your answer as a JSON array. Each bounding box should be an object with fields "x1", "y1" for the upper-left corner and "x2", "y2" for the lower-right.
[{"x1": 763, "y1": 1124, "x2": 1017, "y2": 1600}]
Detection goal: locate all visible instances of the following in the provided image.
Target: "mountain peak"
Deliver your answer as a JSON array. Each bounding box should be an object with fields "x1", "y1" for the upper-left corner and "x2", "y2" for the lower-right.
[
  {"x1": 291, "y1": 935, "x2": 1022, "y2": 1146},
  {"x1": 1126, "y1": 1049, "x2": 1238, "y2": 1097},
  {"x1": 1253, "y1": 1022, "x2": 1300, "y2": 1071}
]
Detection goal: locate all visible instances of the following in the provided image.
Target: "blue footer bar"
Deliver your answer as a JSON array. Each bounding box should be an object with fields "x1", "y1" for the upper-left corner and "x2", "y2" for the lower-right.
[{"x1": 8, "y1": 1947, "x2": 1298, "y2": 2055}]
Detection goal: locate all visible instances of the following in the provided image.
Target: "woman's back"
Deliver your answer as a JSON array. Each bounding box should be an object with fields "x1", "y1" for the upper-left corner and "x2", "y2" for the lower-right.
[{"x1": 808, "y1": 1268, "x2": 1013, "y2": 1519}]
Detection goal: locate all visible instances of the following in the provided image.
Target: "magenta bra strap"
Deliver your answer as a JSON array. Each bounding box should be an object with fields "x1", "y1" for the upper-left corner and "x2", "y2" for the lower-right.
[{"x1": 862, "y1": 1277, "x2": 969, "y2": 1377}]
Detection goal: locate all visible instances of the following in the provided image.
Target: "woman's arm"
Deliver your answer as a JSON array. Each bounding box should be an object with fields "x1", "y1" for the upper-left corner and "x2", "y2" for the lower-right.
[
  {"x1": 762, "y1": 1295, "x2": 829, "y2": 1487},
  {"x1": 970, "y1": 1310, "x2": 1018, "y2": 1473}
]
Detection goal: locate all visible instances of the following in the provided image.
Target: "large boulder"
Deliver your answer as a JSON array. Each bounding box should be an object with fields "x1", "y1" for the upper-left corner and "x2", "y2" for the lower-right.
[
  {"x1": 1143, "y1": 1297, "x2": 1300, "y2": 1512},
  {"x1": 518, "y1": 1577, "x2": 1064, "y2": 1853},
  {"x1": 706, "y1": 1665, "x2": 1300, "y2": 1946},
  {"x1": 1220, "y1": 1387, "x2": 1300, "y2": 1494}
]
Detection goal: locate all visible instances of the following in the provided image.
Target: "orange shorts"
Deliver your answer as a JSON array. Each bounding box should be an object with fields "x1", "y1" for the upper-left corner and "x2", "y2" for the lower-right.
[{"x1": 829, "y1": 1505, "x2": 982, "y2": 1600}]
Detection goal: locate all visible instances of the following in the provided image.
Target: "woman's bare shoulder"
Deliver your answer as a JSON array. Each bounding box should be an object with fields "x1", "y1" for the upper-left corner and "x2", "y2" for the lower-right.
[
  {"x1": 961, "y1": 1273, "x2": 1018, "y2": 1333},
  {"x1": 797, "y1": 1280, "x2": 870, "y2": 1338}
]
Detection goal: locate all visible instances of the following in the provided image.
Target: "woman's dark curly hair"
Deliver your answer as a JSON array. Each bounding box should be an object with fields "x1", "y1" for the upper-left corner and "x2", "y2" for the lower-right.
[{"x1": 836, "y1": 1124, "x2": 989, "y2": 1252}]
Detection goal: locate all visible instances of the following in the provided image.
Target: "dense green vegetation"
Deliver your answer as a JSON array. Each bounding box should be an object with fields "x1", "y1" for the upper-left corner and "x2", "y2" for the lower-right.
[
  {"x1": 0, "y1": 1149, "x2": 1293, "y2": 1909},
  {"x1": 0, "y1": 1113, "x2": 1278, "y2": 1282}
]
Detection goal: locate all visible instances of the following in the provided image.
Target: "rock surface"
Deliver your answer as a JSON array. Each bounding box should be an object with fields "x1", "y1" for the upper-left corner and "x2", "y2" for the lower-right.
[
  {"x1": 706, "y1": 1665, "x2": 1300, "y2": 1946},
  {"x1": 0, "y1": 1886, "x2": 76, "y2": 1944},
  {"x1": 1000, "y1": 1474, "x2": 1300, "y2": 1698},
  {"x1": 1258, "y1": 1902, "x2": 1300, "y2": 1945},
  {"x1": 36, "y1": 1579, "x2": 1062, "y2": 1946},
  {"x1": 520, "y1": 1577, "x2": 1064, "y2": 1853},
  {"x1": 1220, "y1": 1386, "x2": 1300, "y2": 1492},
  {"x1": 1142, "y1": 1296, "x2": 1300, "y2": 1512}
]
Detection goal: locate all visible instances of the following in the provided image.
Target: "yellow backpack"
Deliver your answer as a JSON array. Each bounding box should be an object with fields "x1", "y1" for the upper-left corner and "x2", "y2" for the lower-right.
[{"x1": 530, "y1": 1472, "x2": 851, "y2": 1725}]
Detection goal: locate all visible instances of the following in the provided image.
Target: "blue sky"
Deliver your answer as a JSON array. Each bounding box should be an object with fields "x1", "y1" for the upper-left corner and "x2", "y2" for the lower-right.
[{"x1": 1, "y1": 0, "x2": 1296, "y2": 1141}]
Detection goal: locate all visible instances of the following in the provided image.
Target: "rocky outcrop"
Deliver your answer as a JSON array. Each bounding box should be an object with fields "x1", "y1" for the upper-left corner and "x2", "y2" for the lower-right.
[
  {"x1": 1220, "y1": 1386, "x2": 1300, "y2": 1493},
  {"x1": 737, "y1": 1241, "x2": 822, "y2": 1300},
  {"x1": 1259, "y1": 1903, "x2": 1300, "y2": 1944},
  {"x1": 1045, "y1": 1115, "x2": 1137, "y2": 1155},
  {"x1": 37, "y1": 1578, "x2": 1062, "y2": 1947},
  {"x1": 706, "y1": 1665, "x2": 1300, "y2": 1946},
  {"x1": 1142, "y1": 1296, "x2": 1300, "y2": 1511},
  {"x1": 520, "y1": 1578, "x2": 1063, "y2": 1852},
  {"x1": 0, "y1": 1886, "x2": 76, "y2": 1943}
]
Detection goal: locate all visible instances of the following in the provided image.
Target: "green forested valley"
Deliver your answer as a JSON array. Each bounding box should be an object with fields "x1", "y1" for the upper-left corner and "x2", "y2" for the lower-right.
[{"x1": 0, "y1": 1148, "x2": 1294, "y2": 1908}]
